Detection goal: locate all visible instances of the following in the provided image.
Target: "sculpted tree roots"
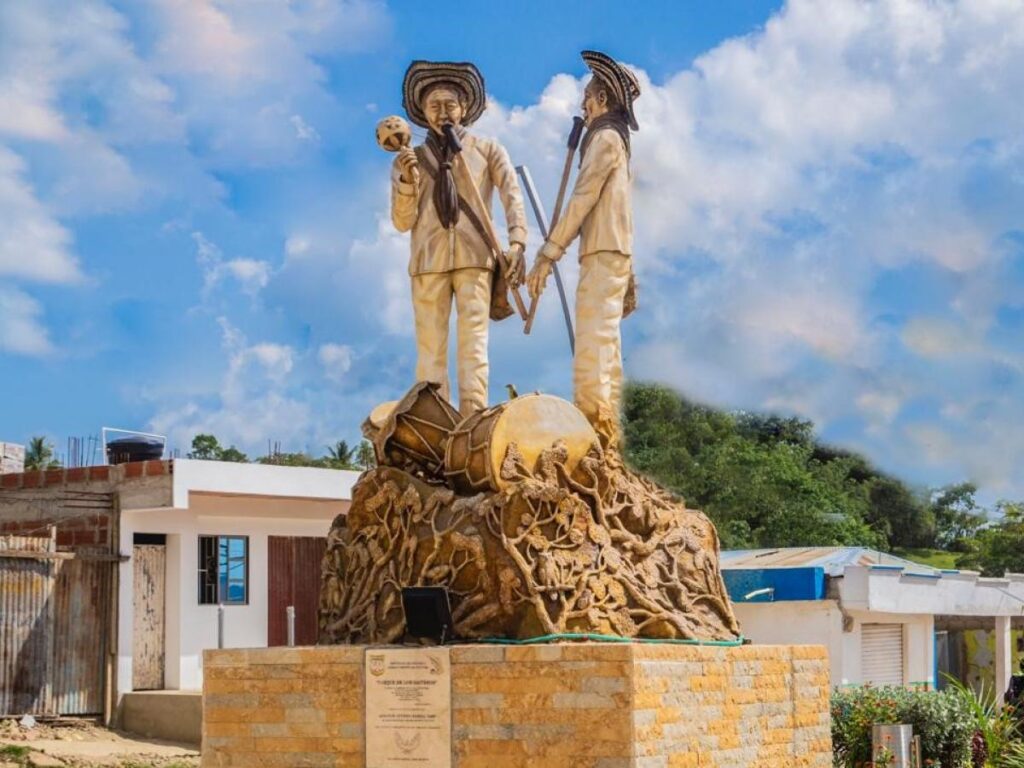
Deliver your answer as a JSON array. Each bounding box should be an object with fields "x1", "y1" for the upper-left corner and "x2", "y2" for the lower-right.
[{"x1": 319, "y1": 440, "x2": 740, "y2": 643}]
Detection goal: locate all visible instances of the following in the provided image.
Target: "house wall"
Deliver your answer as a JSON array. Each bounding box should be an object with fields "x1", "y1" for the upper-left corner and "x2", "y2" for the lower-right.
[
  {"x1": 963, "y1": 628, "x2": 1024, "y2": 693},
  {"x1": 733, "y1": 601, "x2": 843, "y2": 687},
  {"x1": 0, "y1": 461, "x2": 172, "y2": 550},
  {"x1": 733, "y1": 601, "x2": 936, "y2": 688},
  {"x1": 117, "y1": 491, "x2": 349, "y2": 698}
]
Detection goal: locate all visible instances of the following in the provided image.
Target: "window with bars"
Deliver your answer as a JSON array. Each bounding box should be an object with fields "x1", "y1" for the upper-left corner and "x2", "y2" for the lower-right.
[{"x1": 198, "y1": 535, "x2": 249, "y2": 605}]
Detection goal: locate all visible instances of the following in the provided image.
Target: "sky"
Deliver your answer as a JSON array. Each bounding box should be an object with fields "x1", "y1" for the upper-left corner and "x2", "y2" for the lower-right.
[{"x1": 2, "y1": 0, "x2": 1023, "y2": 502}]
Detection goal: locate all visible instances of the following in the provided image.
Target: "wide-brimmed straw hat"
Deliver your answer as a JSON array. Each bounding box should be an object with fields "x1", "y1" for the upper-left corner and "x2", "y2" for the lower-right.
[
  {"x1": 402, "y1": 60, "x2": 486, "y2": 129},
  {"x1": 581, "y1": 50, "x2": 640, "y2": 131}
]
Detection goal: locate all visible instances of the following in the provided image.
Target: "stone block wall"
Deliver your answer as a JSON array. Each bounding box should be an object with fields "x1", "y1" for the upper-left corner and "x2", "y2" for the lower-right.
[
  {"x1": 202, "y1": 643, "x2": 831, "y2": 768},
  {"x1": 632, "y1": 644, "x2": 831, "y2": 767}
]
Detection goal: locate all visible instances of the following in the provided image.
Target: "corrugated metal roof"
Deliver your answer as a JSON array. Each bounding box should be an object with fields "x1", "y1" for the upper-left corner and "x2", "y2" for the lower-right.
[{"x1": 720, "y1": 547, "x2": 943, "y2": 577}]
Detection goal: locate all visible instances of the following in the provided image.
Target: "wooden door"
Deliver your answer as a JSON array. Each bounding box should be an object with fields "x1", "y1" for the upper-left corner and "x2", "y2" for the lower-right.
[
  {"x1": 132, "y1": 544, "x2": 166, "y2": 690},
  {"x1": 268, "y1": 536, "x2": 326, "y2": 646}
]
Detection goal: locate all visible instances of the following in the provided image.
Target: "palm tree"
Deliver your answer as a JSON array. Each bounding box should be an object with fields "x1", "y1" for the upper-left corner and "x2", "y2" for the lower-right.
[
  {"x1": 325, "y1": 440, "x2": 358, "y2": 469},
  {"x1": 356, "y1": 440, "x2": 376, "y2": 469},
  {"x1": 24, "y1": 436, "x2": 61, "y2": 471}
]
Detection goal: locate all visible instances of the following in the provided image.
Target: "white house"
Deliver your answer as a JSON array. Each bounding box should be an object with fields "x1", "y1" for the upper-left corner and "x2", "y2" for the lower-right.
[
  {"x1": 722, "y1": 547, "x2": 1024, "y2": 693},
  {"x1": 0, "y1": 457, "x2": 358, "y2": 740},
  {"x1": 116, "y1": 459, "x2": 359, "y2": 696}
]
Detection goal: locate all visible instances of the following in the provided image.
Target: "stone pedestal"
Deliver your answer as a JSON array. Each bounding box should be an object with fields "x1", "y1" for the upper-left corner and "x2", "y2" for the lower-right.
[{"x1": 202, "y1": 643, "x2": 831, "y2": 767}]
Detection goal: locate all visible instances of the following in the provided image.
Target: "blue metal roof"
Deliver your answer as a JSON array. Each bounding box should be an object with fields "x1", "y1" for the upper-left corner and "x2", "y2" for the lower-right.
[{"x1": 720, "y1": 547, "x2": 947, "y2": 578}]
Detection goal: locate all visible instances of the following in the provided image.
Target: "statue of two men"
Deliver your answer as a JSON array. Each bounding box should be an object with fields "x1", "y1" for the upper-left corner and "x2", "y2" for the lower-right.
[{"x1": 389, "y1": 52, "x2": 640, "y2": 441}]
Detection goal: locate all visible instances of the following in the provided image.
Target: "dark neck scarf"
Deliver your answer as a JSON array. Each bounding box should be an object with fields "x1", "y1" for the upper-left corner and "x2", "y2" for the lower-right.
[
  {"x1": 579, "y1": 111, "x2": 631, "y2": 165},
  {"x1": 425, "y1": 127, "x2": 462, "y2": 229}
]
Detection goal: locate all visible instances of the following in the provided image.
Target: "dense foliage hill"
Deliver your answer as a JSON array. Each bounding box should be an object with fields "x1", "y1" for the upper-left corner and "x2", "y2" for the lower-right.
[{"x1": 621, "y1": 382, "x2": 1003, "y2": 563}]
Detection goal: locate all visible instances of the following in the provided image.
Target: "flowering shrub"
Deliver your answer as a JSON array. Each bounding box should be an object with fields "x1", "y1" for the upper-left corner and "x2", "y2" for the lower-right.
[{"x1": 831, "y1": 686, "x2": 974, "y2": 767}]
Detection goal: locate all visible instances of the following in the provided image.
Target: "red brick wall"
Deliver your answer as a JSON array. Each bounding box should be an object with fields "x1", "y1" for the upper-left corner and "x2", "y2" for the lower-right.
[{"x1": 0, "y1": 460, "x2": 172, "y2": 551}]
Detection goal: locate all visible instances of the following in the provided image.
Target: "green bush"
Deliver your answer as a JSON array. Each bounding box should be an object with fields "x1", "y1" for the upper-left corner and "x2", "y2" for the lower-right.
[
  {"x1": 831, "y1": 686, "x2": 974, "y2": 767},
  {"x1": 944, "y1": 676, "x2": 1024, "y2": 768}
]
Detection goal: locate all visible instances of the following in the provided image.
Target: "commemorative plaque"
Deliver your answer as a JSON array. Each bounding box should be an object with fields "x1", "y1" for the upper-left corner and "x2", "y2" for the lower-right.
[{"x1": 364, "y1": 647, "x2": 452, "y2": 767}]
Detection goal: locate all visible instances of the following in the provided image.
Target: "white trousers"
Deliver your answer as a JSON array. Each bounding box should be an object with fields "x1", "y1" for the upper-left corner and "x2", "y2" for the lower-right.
[
  {"x1": 411, "y1": 267, "x2": 491, "y2": 416},
  {"x1": 574, "y1": 251, "x2": 631, "y2": 438}
]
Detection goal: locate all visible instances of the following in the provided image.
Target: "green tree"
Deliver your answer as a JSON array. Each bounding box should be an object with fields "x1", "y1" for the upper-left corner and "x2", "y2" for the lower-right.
[
  {"x1": 736, "y1": 412, "x2": 814, "y2": 447},
  {"x1": 255, "y1": 439, "x2": 371, "y2": 469},
  {"x1": 189, "y1": 434, "x2": 222, "y2": 460},
  {"x1": 257, "y1": 451, "x2": 322, "y2": 467},
  {"x1": 188, "y1": 434, "x2": 248, "y2": 462},
  {"x1": 219, "y1": 446, "x2": 250, "y2": 463},
  {"x1": 931, "y1": 482, "x2": 985, "y2": 551},
  {"x1": 324, "y1": 440, "x2": 359, "y2": 470},
  {"x1": 621, "y1": 383, "x2": 885, "y2": 550},
  {"x1": 863, "y1": 477, "x2": 935, "y2": 550},
  {"x1": 957, "y1": 501, "x2": 1024, "y2": 576},
  {"x1": 24, "y1": 436, "x2": 61, "y2": 471},
  {"x1": 356, "y1": 440, "x2": 376, "y2": 469}
]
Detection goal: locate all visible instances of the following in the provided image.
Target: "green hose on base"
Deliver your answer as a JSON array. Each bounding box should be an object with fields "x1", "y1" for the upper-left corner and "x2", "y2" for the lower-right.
[{"x1": 480, "y1": 632, "x2": 745, "y2": 647}]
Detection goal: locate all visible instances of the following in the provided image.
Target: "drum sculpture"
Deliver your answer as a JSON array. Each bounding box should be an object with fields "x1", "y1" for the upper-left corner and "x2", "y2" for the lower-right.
[
  {"x1": 444, "y1": 394, "x2": 597, "y2": 494},
  {"x1": 368, "y1": 381, "x2": 461, "y2": 479},
  {"x1": 322, "y1": 380, "x2": 741, "y2": 644}
]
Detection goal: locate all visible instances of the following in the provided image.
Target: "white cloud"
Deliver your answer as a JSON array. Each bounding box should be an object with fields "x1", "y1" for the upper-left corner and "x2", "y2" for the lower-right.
[
  {"x1": 244, "y1": 343, "x2": 294, "y2": 383},
  {"x1": 0, "y1": 287, "x2": 55, "y2": 357},
  {"x1": 148, "y1": 0, "x2": 257, "y2": 83},
  {"x1": 135, "y1": 0, "x2": 391, "y2": 166},
  {"x1": 469, "y1": 0, "x2": 1024, "y2": 496},
  {"x1": 290, "y1": 114, "x2": 321, "y2": 142},
  {"x1": 901, "y1": 317, "x2": 982, "y2": 360},
  {"x1": 224, "y1": 260, "x2": 271, "y2": 295},
  {"x1": 0, "y1": 146, "x2": 80, "y2": 283},
  {"x1": 346, "y1": 218, "x2": 415, "y2": 336},
  {"x1": 0, "y1": 4, "x2": 69, "y2": 142},
  {"x1": 284, "y1": 235, "x2": 312, "y2": 259},
  {"x1": 193, "y1": 231, "x2": 271, "y2": 299},
  {"x1": 318, "y1": 343, "x2": 354, "y2": 382},
  {"x1": 856, "y1": 390, "x2": 903, "y2": 428},
  {"x1": 150, "y1": 320, "x2": 306, "y2": 453}
]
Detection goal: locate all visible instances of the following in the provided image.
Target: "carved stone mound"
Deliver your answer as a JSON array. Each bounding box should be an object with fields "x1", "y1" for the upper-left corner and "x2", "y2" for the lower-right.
[{"x1": 320, "y1": 386, "x2": 740, "y2": 644}]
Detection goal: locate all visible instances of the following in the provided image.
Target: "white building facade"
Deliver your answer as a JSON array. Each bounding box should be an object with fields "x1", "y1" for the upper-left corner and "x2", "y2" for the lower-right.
[
  {"x1": 722, "y1": 547, "x2": 1024, "y2": 693},
  {"x1": 115, "y1": 459, "x2": 358, "y2": 697}
]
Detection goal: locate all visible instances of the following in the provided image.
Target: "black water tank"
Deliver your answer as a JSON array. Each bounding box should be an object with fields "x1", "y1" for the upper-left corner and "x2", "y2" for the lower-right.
[{"x1": 106, "y1": 435, "x2": 164, "y2": 465}]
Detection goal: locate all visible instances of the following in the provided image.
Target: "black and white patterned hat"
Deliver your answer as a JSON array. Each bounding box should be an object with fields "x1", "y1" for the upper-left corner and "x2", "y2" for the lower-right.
[
  {"x1": 581, "y1": 50, "x2": 640, "y2": 131},
  {"x1": 402, "y1": 60, "x2": 486, "y2": 129}
]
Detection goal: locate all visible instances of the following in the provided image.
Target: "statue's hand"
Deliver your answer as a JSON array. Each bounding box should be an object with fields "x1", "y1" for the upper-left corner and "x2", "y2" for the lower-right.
[
  {"x1": 505, "y1": 243, "x2": 525, "y2": 288},
  {"x1": 397, "y1": 146, "x2": 418, "y2": 183},
  {"x1": 527, "y1": 254, "x2": 553, "y2": 300}
]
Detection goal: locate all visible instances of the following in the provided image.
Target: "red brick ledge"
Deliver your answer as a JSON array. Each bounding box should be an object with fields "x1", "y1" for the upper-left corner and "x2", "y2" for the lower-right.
[{"x1": 0, "y1": 459, "x2": 172, "y2": 490}]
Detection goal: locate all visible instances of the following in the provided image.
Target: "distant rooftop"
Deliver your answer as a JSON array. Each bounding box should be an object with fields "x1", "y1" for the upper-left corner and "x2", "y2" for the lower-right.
[{"x1": 720, "y1": 546, "x2": 948, "y2": 577}]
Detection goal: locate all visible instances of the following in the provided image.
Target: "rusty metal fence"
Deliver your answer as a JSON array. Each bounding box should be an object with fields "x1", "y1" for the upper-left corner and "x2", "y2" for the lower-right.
[
  {"x1": 0, "y1": 532, "x2": 55, "y2": 715},
  {"x1": 0, "y1": 492, "x2": 118, "y2": 717}
]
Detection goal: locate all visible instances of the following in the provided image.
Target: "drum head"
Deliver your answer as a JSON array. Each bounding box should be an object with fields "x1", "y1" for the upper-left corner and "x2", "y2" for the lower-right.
[
  {"x1": 489, "y1": 395, "x2": 597, "y2": 486},
  {"x1": 369, "y1": 400, "x2": 398, "y2": 429}
]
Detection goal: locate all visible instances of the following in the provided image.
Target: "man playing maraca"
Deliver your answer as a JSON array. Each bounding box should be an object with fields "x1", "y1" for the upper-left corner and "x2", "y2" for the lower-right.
[{"x1": 385, "y1": 60, "x2": 528, "y2": 417}]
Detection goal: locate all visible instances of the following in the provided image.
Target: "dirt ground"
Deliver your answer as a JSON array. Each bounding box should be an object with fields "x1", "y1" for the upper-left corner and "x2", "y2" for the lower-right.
[{"x1": 0, "y1": 719, "x2": 199, "y2": 768}]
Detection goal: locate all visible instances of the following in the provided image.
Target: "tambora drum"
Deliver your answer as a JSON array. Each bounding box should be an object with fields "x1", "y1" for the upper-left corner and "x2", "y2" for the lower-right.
[
  {"x1": 371, "y1": 381, "x2": 461, "y2": 478},
  {"x1": 444, "y1": 394, "x2": 597, "y2": 494}
]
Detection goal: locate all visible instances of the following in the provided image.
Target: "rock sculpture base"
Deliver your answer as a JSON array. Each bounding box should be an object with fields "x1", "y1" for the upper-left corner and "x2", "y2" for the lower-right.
[{"x1": 320, "y1": 437, "x2": 739, "y2": 643}]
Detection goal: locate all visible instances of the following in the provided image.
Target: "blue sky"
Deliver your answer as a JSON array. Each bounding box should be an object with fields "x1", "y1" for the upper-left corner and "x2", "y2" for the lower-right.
[{"x1": 2, "y1": 0, "x2": 1024, "y2": 502}]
